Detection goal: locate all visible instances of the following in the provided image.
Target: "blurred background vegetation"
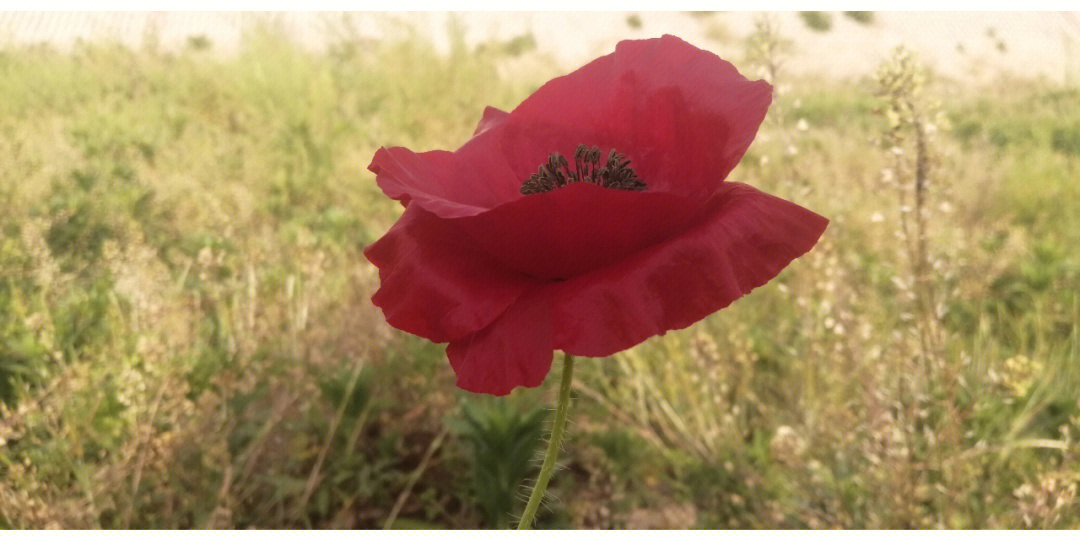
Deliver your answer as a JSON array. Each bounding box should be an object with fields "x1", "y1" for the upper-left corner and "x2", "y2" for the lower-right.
[{"x1": 1, "y1": 12, "x2": 1079, "y2": 529}]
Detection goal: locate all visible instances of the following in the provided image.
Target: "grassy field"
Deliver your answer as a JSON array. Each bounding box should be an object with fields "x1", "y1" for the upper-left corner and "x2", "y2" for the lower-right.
[{"x1": 1, "y1": 21, "x2": 1079, "y2": 529}]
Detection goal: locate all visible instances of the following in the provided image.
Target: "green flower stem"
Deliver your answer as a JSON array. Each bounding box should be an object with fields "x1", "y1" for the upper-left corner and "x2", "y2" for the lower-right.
[{"x1": 517, "y1": 353, "x2": 575, "y2": 530}]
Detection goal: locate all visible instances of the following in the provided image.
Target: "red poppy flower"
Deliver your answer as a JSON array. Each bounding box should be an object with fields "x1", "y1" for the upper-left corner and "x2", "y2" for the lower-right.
[{"x1": 364, "y1": 35, "x2": 828, "y2": 396}]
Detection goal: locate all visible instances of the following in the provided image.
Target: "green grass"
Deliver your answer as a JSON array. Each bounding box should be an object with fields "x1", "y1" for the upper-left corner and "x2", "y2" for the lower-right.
[{"x1": 1, "y1": 26, "x2": 1079, "y2": 529}]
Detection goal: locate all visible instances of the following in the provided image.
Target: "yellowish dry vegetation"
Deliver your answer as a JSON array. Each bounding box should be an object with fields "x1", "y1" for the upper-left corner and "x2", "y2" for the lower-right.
[{"x1": 1, "y1": 20, "x2": 1078, "y2": 529}]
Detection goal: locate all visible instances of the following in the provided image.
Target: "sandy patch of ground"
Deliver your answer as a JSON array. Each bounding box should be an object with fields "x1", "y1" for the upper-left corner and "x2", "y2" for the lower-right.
[{"x1": 2, "y1": 12, "x2": 1079, "y2": 85}]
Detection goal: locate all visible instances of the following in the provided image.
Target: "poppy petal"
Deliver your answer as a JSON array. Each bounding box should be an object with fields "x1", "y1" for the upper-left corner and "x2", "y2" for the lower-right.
[
  {"x1": 503, "y1": 35, "x2": 772, "y2": 200},
  {"x1": 456, "y1": 181, "x2": 704, "y2": 280},
  {"x1": 368, "y1": 111, "x2": 521, "y2": 218},
  {"x1": 363, "y1": 204, "x2": 534, "y2": 343},
  {"x1": 550, "y1": 182, "x2": 828, "y2": 357},
  {"x1": 446, "y1": 289, "x2": 553, "y2": 396},
  {"x1": 473, "y1": 105, "x2": 509, "y2": 136}
]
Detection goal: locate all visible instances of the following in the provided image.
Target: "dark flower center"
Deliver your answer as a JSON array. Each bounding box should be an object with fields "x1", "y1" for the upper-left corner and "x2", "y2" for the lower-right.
[{"x1": 520, "y1": 144, "x2": 647, "y2": 195}]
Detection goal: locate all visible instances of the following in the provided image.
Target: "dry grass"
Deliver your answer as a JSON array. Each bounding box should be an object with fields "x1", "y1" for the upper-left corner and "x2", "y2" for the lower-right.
[{"x1": 1, "y1": 23, "x2": 1079, "y2": 529}]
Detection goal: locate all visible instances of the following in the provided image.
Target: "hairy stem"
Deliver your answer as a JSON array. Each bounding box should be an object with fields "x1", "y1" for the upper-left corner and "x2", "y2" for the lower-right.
[{"x1": 517, "y1": 353, "x2": 575, "y2": 530}]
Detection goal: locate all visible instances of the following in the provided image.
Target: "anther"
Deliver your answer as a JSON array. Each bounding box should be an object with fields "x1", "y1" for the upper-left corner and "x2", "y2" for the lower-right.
[{"x1": 520, "y1": 144, "x2": 648, "y2": 195}]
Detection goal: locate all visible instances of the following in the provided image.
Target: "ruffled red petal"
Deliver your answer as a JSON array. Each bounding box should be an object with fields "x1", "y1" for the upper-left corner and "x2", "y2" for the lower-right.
[
  {"x1": 446, "y1": 288, "x2": 553, "y2": 396},
  {"x1": 473, "y1": 105, "x2": 509, "y2": 136},
  {"x1": 456, "y1": 182, "x2": 703, "y2": 280},
  {"x1": 363, "y1": 204, "x2": 534, "y2": 343},
  {"x1": 549, "y1": 182, "x2": 828, "y2": 357},
  {"x1": 368, "y1": 36, "x2": 770, "y2": 220},
  {"x1": 367, "y1": 122, "x2": 521, "y2": 218},
  {"x1": 502, "y1": 35, "x2": 772, "y2": 201}
]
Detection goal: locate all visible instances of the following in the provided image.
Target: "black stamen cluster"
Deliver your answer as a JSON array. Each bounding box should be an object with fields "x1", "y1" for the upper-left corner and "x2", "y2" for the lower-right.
[{"x1": 520, "y1": 144, "x2": 648, "y2": 195}]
